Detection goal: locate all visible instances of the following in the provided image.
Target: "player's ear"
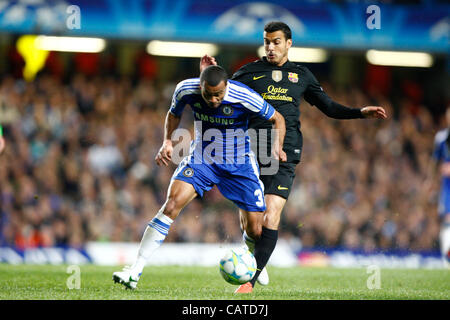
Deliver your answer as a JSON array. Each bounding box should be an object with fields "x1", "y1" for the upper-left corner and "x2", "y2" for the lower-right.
[{"x1": 286, "y1": 39, "x2": 292, "y2": 50}]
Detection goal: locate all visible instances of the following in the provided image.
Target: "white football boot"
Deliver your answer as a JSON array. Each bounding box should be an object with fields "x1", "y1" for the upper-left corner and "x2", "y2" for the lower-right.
[
  {"x1": 257, "y1": 267, "x2": 269, "y2": 286},
  {"x1": 112, "y1": 266, "x2": 141, "y2": 290}
]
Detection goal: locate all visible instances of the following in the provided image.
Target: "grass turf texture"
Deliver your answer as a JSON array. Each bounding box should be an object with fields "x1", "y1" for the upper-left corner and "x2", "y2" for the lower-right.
[{"x1": 0, "y1": 264, "x2": 448, "y2": 300}]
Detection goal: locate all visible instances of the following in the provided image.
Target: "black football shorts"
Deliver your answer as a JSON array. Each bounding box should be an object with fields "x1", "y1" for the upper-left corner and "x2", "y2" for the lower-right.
[{"x1": 258, "y1": 161, "x2": 297, "y2": 199}]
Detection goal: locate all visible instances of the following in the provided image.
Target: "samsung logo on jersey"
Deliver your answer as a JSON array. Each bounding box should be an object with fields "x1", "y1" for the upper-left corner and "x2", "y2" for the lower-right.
[{"x1": 195, "y1": 112, "x2": 235, "y2": 125}]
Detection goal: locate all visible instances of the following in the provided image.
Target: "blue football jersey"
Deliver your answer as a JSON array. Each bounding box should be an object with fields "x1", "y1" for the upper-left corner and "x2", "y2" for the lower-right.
[
  {"x1": 433, "y1": 128, "x2": 450, "y2": 215},
  {"x1": 169, "y1": 78, "x2": 275, "y2": 165},
  {"x1": 433, "y1": 129, "x2": 450, "y2": 182}
]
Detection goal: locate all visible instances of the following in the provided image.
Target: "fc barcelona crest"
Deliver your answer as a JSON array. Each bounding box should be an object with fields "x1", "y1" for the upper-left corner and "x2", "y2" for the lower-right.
[
  {"x1": 288, "y1": 72, "x2": 298, "y2": 83},
  {"x1": 271, "y1": 70, "x2": 282, "y2": 82}
]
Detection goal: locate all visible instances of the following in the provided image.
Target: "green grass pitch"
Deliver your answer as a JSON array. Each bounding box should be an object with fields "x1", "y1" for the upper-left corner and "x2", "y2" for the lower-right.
[{"x1": 0, "y1": 264, "x2": 448, "y2": 300}]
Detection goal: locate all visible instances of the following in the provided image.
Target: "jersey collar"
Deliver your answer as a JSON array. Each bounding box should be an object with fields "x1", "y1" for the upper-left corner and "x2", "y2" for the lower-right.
[{"x1": 262, "y1": 56, "x2": 291, "y2": 68}]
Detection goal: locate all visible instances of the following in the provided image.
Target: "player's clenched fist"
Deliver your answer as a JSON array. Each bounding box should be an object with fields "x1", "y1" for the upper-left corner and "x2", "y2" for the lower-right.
[
  {"x1": 200, "y1": 54, "x2": 217, "y2": 73},
  {"x1": 155, "y1": 141, "x2": 173, "y2": 166}
]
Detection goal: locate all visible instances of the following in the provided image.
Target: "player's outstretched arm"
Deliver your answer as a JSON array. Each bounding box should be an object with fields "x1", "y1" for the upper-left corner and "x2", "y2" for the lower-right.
[
  {"x1": 361, "y1": 106, "x2": 387, "y2": 119},
  {"x1": 268, "y1": 111, "x2": 287, "y2": 162},
  {"x1": 304, "y1": 71, "x2": 387, "y2": 120},
  {"x1": 155, "y1": 111, "x2": 181, "y2": 166},
  {"x1": 200, "y1": 54, "x2": 217, "y2": 73}
]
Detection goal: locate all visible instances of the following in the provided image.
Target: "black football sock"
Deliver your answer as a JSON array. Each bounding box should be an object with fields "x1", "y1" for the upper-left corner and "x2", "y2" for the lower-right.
[{"x1": 250, "y1": 226, "x2": 278, "y2": 287}]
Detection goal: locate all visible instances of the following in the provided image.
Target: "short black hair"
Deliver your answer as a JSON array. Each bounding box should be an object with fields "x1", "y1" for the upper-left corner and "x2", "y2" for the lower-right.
[
  {"x1": 264, "y1": 21, "x2": 292, "y2": 40},
  {"x1": 199, "y1": 65, "x2": 228, "y2": 87}
]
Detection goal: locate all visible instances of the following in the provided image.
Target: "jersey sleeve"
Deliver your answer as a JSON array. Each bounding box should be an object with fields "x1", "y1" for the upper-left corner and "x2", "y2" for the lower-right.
[
  {"x1": 169, "y1": 79, "x2": 200, "y2": 117},
  {"x1": 237, "y1": 85, "x2": 275, "y2": 121},
  {"x1": 302, "y1": 66, "x2": 325, "y2": 105},
  {"x1": 256, "y1": 99, "x2": 276, "y2": 121},
  {"x1": 303, "y1": 67, "x2": 363, "y2": 119},
  {"x1": 169, "y1": 81, "x2": 188, "y2": 117}
]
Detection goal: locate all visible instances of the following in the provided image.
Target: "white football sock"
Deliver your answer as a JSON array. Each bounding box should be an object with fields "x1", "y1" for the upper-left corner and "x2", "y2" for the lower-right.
[
  {"x1": 131, "y1": 210, "x2": 173, "y2": 276},
  {"x1": 243, "y1": 231, "x2": 256, "y2": 253},
  {"x1": 439, "y1": 222, "x2": 450, "y2": 267}
]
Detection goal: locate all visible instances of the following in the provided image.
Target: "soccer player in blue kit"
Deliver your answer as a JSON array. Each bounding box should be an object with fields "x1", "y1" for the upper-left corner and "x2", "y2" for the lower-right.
[
  {"x1": 113, "y1": 65, "x2": 286, "y2": 289},
  {"x1": 428, "y1": 108, "x2": 450, "y2": 268}
]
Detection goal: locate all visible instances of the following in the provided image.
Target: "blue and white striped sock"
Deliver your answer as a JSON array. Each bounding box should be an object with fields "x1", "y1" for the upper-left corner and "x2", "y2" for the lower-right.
[
  {"x1": 440, "y1": 222, "x2": 450, "y2": 267},
  {"x1": 132, "y1": 211, "x2": 173, "y2": 275}
]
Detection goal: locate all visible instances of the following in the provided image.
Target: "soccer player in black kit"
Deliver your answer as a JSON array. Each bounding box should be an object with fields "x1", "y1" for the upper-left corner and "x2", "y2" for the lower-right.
[{"x1": 201, "y1": 21, "x2": 387, "y2": 293}]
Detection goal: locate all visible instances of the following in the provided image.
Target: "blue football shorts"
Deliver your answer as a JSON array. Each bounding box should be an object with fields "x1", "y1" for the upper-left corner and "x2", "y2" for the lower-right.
[{"x1": 171, "y1": 154, "x2": 266, "y2": 212}]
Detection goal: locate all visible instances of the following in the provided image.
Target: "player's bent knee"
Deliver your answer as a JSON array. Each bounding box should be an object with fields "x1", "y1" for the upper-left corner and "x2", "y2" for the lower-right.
[
  {"x1": 246, "y1": 223, "x2": 262, "y2": 240},
  {"x1": 162, "y1": 198, "x2": 182, "y2": 220}
]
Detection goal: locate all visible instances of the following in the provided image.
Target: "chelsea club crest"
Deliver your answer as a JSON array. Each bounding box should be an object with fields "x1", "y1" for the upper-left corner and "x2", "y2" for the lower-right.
[
  {"x1": 222, "y1": 106, "x2": 234, "y2": 116},
  {"x1": 183, "y1": 168, "x2": 194, "y2": 177}
]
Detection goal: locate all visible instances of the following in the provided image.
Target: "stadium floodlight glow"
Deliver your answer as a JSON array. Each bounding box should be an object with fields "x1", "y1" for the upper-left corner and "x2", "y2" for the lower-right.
[
  {"x1": 257, "y1": 46, "x2": 328, "y2": 63},
  {"x1": 147, "y1": 40, "x2": 218, "y2": 58},
  {"x1": 366, "y1": 50, "x2": 433, "y2": 68},
  {"x1": 35, "y1": 36, "x2": 106, "y2": 53}
]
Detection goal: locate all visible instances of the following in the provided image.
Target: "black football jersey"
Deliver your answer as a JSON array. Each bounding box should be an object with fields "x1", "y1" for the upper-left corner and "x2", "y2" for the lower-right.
[{"x1": 232, "y1": 57, "x2": 362, "y2": 163}]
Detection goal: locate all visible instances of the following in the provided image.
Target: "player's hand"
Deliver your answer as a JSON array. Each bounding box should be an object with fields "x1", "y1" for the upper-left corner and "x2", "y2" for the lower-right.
[
  {"x1": 272, "y1": 147, "x2": 287, "y2": 162},
  {"x1": 0, "y1": 136, "x2": 5, "y2": 154},
  {"x1": 279, "y1": 149, "x2": 287, "y2": 162},
  {"x1": 155, "y1": 141, "x2": 173, "y2": 166},
  {"x1": 200, "y1": 54, "x2": 217, "y2": 73},
  {"x1": 361, "y1": 106, "x2": 387, "y2": 119}
]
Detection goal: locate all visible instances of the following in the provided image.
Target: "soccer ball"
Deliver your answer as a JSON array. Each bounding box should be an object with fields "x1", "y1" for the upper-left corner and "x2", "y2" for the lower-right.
[{"x1": 219, "y1": 247, "x2": 257, "y2": 285}]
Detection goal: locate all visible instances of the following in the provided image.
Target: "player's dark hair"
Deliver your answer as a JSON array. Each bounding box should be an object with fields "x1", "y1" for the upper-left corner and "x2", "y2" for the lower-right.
[
  {"x1": 264, "y1": 21, "x2": 292, "y2": 40},
  {"x1": 200, "y1": 65, "x2": 228, "y2": 87}
]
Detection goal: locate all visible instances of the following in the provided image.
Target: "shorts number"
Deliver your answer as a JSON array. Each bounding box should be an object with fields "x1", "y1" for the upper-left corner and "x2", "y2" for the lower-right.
[{"x1": 254, "y1": 189, "x2": 264, "y2": 207}]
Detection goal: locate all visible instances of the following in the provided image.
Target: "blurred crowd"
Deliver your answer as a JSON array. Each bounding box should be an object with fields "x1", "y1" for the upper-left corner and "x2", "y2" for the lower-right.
[
  {"x1": 0, "y1": 66, "x2": 447, "y2": 253},
  {"x1": 282, "y1": 84, "x2": 444, "y2": 253}
]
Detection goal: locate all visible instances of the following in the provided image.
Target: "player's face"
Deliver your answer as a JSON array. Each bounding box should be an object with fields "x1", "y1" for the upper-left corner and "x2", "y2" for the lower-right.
[
  {"x1": 201, "y1": 80, "x2": 227, "y2": 108},
  {"x1": 264, "y1": 30, "x2": 292, "y2": 66}
]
